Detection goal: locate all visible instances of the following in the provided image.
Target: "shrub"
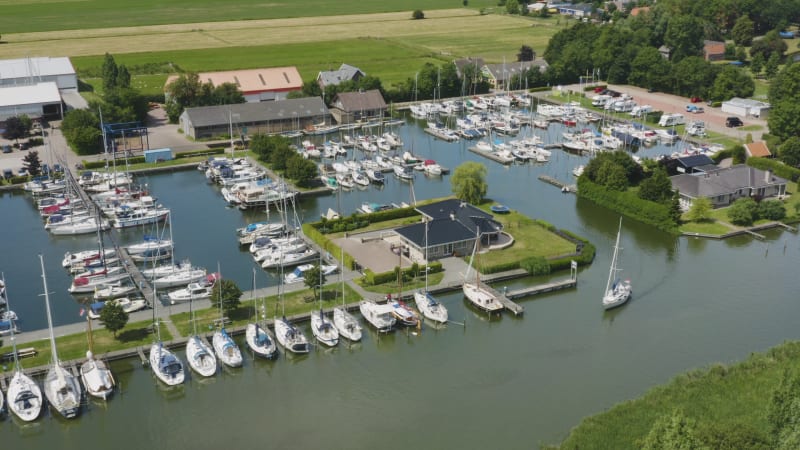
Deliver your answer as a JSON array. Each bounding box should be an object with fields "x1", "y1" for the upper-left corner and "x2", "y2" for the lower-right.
[
  {"x1": 361, "y1": 262, "x2": 442, "y2": 286},
  {"x1": 577, "y1": 177, "x2": 679, "y2": 233},
  {"x1": 727, "y1": 197, "x2": 759, "y2": 225},
  {"x1": 758, "y1": 200, "x2": 786, "y2": 220},
  {"x1": 747, "y1": 157, "x2": 800, "y2": 182},
  {"x1": 302, "y1": 224, "x2": 356, "y2": 270},
  {"x1": 412, "y1": 9, "x2": 425, "y2": 19},
  {"x1": 521, "y1": 256, "x2": 550, "y2": 275}
]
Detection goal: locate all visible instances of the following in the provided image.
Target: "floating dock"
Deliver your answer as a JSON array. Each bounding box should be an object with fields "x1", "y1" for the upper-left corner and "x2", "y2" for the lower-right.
[
  {"x1": 538, "y1": 175, "x2": 576, "y2": 193},
  {"x1": 467, "y1": 147, "x2": 514, "y2": 165},
  {"x1": 424, "y1": 128, "x2": 459, "y2": 142}
]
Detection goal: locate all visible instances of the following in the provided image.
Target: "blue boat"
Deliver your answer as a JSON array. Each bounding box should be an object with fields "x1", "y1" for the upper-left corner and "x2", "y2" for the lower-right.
[{"x1": 490, "y1": 204, "x2": 510, "y2": 214}]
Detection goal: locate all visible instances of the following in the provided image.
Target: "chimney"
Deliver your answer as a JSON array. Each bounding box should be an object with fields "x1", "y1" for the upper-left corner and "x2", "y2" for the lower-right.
[
  {"x1": 765, "y1": 169, "x2": 772, "y2": 183},
  {"x1": 449, "y1": 211, "x2": 455, "y2": 220}
]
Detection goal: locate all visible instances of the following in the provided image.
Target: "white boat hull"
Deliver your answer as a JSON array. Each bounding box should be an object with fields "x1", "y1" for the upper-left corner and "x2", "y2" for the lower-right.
[
  {"x1": 186, "y1": 336, "x2": 217, "y2": 377},
  {"x1": 44, "y1": 364, "x2": 82, "y2": 419},
  {"x1": 463, "y1": 283, "x2": 504, "y2": 313},
  {"x1": 310, "y1": 310, "x2": 339, "y2": 347},
  {"x1": 149, "y1": 343, "x2": 185, "y2": 386},
  {"x1": 245, "y1": 323, "x2": 278, "y2": 358},
  {"x1": 274, "y1": 317, "x2": 310, "y2": 354},
  {"x1": 333, "y1": 307, "x2": 362, "y2": 341},
  {"x1": 413, "y1": 290, "x2": 448, "y2": 323},
  {"x1": 7, "y1": 370, "x2": 42, "y2": 422},
  {"x1": 212, "y1": 329, "x2": 243, "y2": 367},
  {"x1": 80, "y1": 355, "x2": 115, "y2": 400}
]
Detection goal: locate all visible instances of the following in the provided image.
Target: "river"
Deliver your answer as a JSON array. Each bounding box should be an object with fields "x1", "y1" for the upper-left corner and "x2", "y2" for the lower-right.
[{"x1": 2, "y1": 114, "x2": 798, "y2": 448}]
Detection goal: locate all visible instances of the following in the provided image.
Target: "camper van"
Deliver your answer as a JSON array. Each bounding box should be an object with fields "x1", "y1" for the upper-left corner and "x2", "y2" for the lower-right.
[
  {"x1": 686, "y1": 121, "x2": 706, "y2": 137},
  {"x1": 658, "y1": 113, "x2": 685, "y2": 127},
  {"x1": 629, "y1": 105, "x2": 653, "y2": 118}
]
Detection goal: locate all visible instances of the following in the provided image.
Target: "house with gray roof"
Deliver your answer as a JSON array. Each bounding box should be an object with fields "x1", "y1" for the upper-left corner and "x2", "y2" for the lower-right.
[
  {"x1": 454, "y1": 57, "x2": 485, "y2": 79},
  {"x1": 670, "y1": 165, "x2": 787, "y2": 209},
  {"x1": 482, "y1": 60, "x2": 549, "y2": 90},
  {"x1": 329, "y1": 89, "x2": 387, "y2": 124},
  {"x1": 394, "y1": 199, "x2": 504, "y2": 261},
  {"x1": 316, "y1": 64, "x2": 365, "y2": 90},
  {"x1": 179, "y1": 97, "x2": 330, "y2": 139}
]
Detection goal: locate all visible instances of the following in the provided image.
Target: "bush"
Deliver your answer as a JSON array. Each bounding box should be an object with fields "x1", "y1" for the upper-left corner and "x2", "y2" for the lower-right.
[
  {"x1": 747, "y1": 157, "x2": 800, "y2": 182},
  {"x1": 521, "y1": 256, "x2": 550, "y2": 275},
  {"x1": 529, "y1": 86, "x2": 551, "y2": 93},
  {"x1": 177, "y1": 148, "x2": 226, "y2": 159},
  {"x1": 302, "y1": 224, "x2": 356, "y2": 270},
  {"x1": 81, "y1": 156, "x2": 147, "y2": 169},
  {"x1": 361, "y1": 262, "x2": 443, "y2": 286},
  {"x1": 310, "y1": 207, "x2": 420, "y2": 234},
  {"x1": 412, "y1": 9, "x2": 425, "y2": 19},
  {"x1": 577, "y1": 177, "x2": 679, "y2": 234},
  {"x1": 727, "y1": 197, "x2": 759, "y2": 225},
  {"x1": 758, "y1": 200, "x2": 786, "y2": 220}
]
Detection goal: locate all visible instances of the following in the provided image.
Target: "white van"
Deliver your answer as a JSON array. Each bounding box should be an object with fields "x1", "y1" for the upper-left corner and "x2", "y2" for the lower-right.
[
  {"x1": 686, "y1": 121, "x2": 706, "y2": 137},
  {"x1": 658, "y1": 113, "x2": 685, "y2": 127}
]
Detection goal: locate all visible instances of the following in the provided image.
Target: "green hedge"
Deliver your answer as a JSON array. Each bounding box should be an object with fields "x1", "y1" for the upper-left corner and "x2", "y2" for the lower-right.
[
  {"x1": 577, "y1": 177, "x2": 679, "y2": 234},
  {"x1": 312, "y1": 206, "x2": 420, "y2": 234},
  {"x1": 644, "y1": 111, "x2": 664, "y2": 124},
  {"x1": 301, "y1": 224, "x2": 356, "y2": 270},
  {"x1": 82, "y1": 157, "x2": 146, "y2": 169},
  {"x1": 711, "y1": 149, "x2": 732, "y2": 164},
  {"x1": 584, "y1": 84, "x2": 606, "y2": 91},
  {"x1": 746, "y1": 157, "x2": 800, "y2": 182},
  {"x1": 361, "y1": 262, "x2": 443, "y2": 286},
  {"x1": 529, "y1": 86, "x2": 551, "y2": 93},
  {"x1": 481, "y1": 259, "x2": 521, "y2": 275},
  {"x1": 7, "y1": 175, "x2": 30, "y2": 185},
  {"x1": 177, "y1": 148, "x2": 226, "y2": 159}
]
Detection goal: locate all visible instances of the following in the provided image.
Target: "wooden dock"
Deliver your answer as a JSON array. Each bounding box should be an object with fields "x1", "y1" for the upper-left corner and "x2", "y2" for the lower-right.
[
  {"x1": 506, "y1": 278, "x2": 578, "y2": 299},
  {"x1": 467, "y1": 147, "x2": 514, "y2": 165},
  {"x1": 538, "y1": 175, "x2": 576, "y2": 193},
  {"x1": 424, "y1": 128, "x2": 459, "y2": 142},
  {"x1": 117, "y1": 246, "x2": 156, "y2": 307},
  {"x1": 480, "y1": 282, "x2": 525, "y2": 315}
]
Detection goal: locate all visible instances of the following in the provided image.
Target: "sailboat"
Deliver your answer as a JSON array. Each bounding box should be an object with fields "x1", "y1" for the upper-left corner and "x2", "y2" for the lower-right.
[
  {"x1": 212, "y1": 265, "x2": 243, "y2": 367},
  {"x1": 149, "y1": 280, "x2": 185, "y2": 386},
  {"x1": 3, "y1": 274, "x2": 43, "y2": 422},
  {"x1": 274, "y1": 255, "x2": 310, "y2": 354},
  {"x1": 39, "y1": 255, "x2": 82, "y2": 419},
  {"x1": 79, "y1": 308, "x2": 115, "y2": 400},
  {"x1": 185, "y1": 283, "x2": 217, "y2": 377},
  {"x1": 462, "y1": 231, "x2": 503, "y2": 313},
  {"x1": 413, "y1": 221, "x2": 448, "y2": 323},
  {"x1": 602, "y1": 218, "x2": 632, "y2": 310},
  {"x1": 245, "y1": 268, "x2": 278, "y2": 359},
  {"x1": 332, "y1": 248, "x2": 362, "y2": 342},
  {"x1": 309, "y1": 256, "x2": 339, "y2": 347}
]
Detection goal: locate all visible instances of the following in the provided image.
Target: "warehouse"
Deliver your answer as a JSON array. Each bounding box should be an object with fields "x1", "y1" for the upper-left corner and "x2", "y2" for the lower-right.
[
  {"x1": 166, "y1": 67, "x2": 303, "y2": 103},
  {"x1": 0, "y1": 56, "x2": 82, "y2": 121},
  {"x1": 0, "y1": 82, "x2": 63, "y2": 122},
  {"x1": 721, "y1": 97, "x2": 770, "y2": 119}
]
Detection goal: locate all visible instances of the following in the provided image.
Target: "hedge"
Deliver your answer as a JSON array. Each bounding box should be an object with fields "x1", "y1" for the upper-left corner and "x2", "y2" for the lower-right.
[
  {"x1": 361, "y1": 262, "x2": 443, "y2": 286},
  {"x1": 746, "y1": 157, "x2": 800, "y2": 182},
  {"x1": 577, "y1": 177, "x2": 679, "y2": 234},
  {"x1": 82, "y1": 157, "x2": 146, "y2": 169},
  {"x1": 711, "y1": 149, "x2": 732, "y2": 164},
  {"x1": 177, "y1": 148, "x2": 226, "y2": 159},
  {"x1": 302, "y1": 224, "x2": 356, "y2": 270},
  {"x1": 312, "y1": 206, "x2": 420, "y2": 234},
  {"x1": 529, "y1": 86, "x2": 551, "y2": 93},
  {"x1": 584, "y1": 84, "x2": 606, "y2": 91}
]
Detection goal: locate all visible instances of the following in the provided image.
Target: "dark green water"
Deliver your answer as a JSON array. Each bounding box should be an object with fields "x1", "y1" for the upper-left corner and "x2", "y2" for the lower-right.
[{"x1": 3, "y1": 118, "x2": 798, "y2": 448}]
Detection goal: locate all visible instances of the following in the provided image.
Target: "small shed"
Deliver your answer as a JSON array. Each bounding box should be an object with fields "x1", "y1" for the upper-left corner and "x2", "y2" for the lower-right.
[{"x1": 144, "y1": 148, "x2": 173, "y2": 163}]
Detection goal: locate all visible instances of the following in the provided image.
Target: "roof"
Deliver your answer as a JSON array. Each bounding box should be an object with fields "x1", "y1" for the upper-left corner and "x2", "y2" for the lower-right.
[
  {"x1": 630, "y1": 6, "x2": 650, "y2": 16},
  {"x1": 724, "y1": 97, "x2": 770, "y2": 108},
  {"x1": 483, "y1": 61, "x2": 549, "y2": 80},
  {"x1": 165, "y1": 67, "x2": 302, "y2": 94},
  {"x1": 396, "y1": 199, "x2": 504, "y2": 248},
  {"x1": 317, "y1": 64, "x2": 364, "y2": 87},
  {"x1": 181, "y1": 97, "x2": 330, "y2": 128},
  {"x1": 670, "y1": 165, "x2": 787, "y2": 199},
  {"x1": 332, "y1": 89, "x2": 387, "y2": 112},
  {"x1": 744, "y1": 141, "x2": 771, "y2": 158},
  {"x1": 454, "y1": 58, "x2": 486, "y2": 78},
  {"x1": 0, "y1": 82, "x2": 61, "y2": 108},
  {"x1": 676, "y1": 154, "x2": 715, "y2": 168},
  {"x1": 0, "y1": 57, "x2": 75, "y2": 80}
]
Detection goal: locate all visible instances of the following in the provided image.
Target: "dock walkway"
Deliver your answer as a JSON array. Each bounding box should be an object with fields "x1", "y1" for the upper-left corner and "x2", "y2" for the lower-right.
[{"x1": 538, "y1": 175, "x2": 576, "y2": 193}]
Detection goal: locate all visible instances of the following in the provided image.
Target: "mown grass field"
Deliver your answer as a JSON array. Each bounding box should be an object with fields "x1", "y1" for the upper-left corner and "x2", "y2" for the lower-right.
[
  {"x1": 0, "y1": 319, "x2": 171, "y2": 371},
  {"x1": 0, "y1": 0, "x2": 496, "y2": 34},
  {"x1": 556, "y1": 340, "x2": 800, "y2": 449}
]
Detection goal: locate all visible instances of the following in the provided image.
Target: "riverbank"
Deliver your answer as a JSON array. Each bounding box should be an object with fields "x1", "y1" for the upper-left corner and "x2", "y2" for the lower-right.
[{"x1": 554, "y1": 340, "x2": 800, "y2": 449}]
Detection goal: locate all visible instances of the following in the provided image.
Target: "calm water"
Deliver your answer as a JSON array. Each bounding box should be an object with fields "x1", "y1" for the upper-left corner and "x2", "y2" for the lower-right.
[{"x1": 3, "y1": 116, "x2": 799, "y2": 448}]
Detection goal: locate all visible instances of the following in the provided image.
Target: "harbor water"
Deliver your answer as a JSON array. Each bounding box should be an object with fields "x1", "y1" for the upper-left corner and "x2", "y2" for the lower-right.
[{"x1": 2, "y1": 115, "x2": 798, "y2": 448}]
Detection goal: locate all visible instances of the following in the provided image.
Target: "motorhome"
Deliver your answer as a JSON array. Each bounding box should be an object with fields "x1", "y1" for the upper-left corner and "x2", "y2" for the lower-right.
[
  {"x1": 686, "y1": 121, "x2": 706, "y2": 137},
  {"x1": 629, "y1": 105, "x2": 653, "y2": 118},
  {"x1": 658, "y1": 113, "x2": 685, "y2": 127}
]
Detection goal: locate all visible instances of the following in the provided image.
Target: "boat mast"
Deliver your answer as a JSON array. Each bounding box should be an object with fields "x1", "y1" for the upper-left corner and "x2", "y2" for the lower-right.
[
  {"x1": 2, "y1": 273, "x2": 22, "y2": 372},
  {"x1": 604, "y1": 218, "x2": 623, "y2": 296},
  {"x1": 38, "y1": 255, "x2": 60, "y2": 367},
  {"x1": 424, "y1": 220, "x2": 429, "y2": 293},
  {"x1": 340, "y1": 246, "x2": 345, "y2": 307}
]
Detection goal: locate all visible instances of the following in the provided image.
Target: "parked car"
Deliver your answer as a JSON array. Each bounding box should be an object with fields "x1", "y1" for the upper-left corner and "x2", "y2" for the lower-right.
[
  {"x1": 17, "y1": 168, "x2": 28, "y2": 176},
  {"x1": 686, "y1": 105, "x2": 704, "y2": 114},
  {"x1": 2, "y1": 144, "x2": 11, "y2": 153},
  {"x1": 3, "y1": 169, "x2": 13, "y2": 179},
  {"x1": 726, "y1": 117, "x2": 744, "y2": 127},
  {"x1": 690, "y1": 96, "x2": 703, "y2": 103},
  {"x1": 593, "y1": 86, "x2": 605, "y2": 93}
]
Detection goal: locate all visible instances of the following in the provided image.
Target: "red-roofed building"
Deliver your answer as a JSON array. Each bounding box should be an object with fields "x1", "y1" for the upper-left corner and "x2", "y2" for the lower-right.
[
  {"x1": 744, "y1": 141, "x2": 772, "y2": 158},
  {"x1": 703, "y1": 40, "x2": 726, "y2": 61},
  {"x1": 165, "y1": 67, "x2": 303, "y2": 103},
  {"x1": 630, "y1": 6, "x2": 650, "y2": 16}
]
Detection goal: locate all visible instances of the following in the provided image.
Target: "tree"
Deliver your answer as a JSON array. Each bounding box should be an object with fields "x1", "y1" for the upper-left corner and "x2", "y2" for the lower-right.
[
  {"x1": 687, "y1": 197, "x2": 712, "y2": 222},
  {"x1": 663, "y1": 16, "x2": 705, "y2": 61},
  {"x1": 2, "y1": 116, "x2": 30, "y2": 141},
  {"x1": 779, "y1": 137, "x2": 800, "y2": 167},
  {"x1": 642, "y1": 410, "x2": 704, "y2": 450},
  {"x1": 731, "y1": 145, "x2": 747, "y2": 164},
  {"x1": 596, "y1": 160, "x2": 629, "y2": 191},
  {"x1": 102, "y1": 53, "x2": 118, "y2": 91},
  {"x1": 751, "y1": 53, "x2": 765, "y2": 77},
  {"x1": 412, "y1": 10, "x2": 425, "y2": 20},
  {"x1": 638, "y1": 168, "x2": 674, "y2": 203},
  {"x1": 768, "y1": 64, "x2": 800, "y2": 141},
  {"x1": 61, "y1": 109, "x2": 103, "y2": 155},
  {"x1": 270, "y1": 144, "x2": 297, "y2": 172},
  {"x1": 736, "y1": 46, "x2": 748, "y2": 63},
  {"x1": 99, "y1": 301, "x2": 129, "y2": 338},
  {"x1": 303, "y1": 264, "x2": 326, "y2": 300},
  {"x1": 451, "y1": 161, "x2": 488, "y2": 204},
  {"x1": 212, "y1": 82, "x2": 245, "y2": 105},
  {"x1": 517, "y1": 45, "x2": 534, "y2": 62},
  {"x1": 727, "y1": 197, "x2": 758, "y2": 225},
  {"x1": 116, "y1": 65, "x2": 131, "y2": 89},
  {"x1": 732, "y1": 16, "x2": 755, "y2": 46},
  {"x1": 505, "y1": 0, "x2": 520, "y2": 15},
  {"x1": 165, "y1": 72, "x2": 203, "y2": 122},
  {"x1": 758, "y1": 200, "x2": 786, "y2": 220},
  {"x1": 22, "y1": 151, "x2": 42, "y2": 177},
  {"x1": 765, "y1": 53, "x2": 781, "y2": 79},
  {"x1": 629, "y1": 47, "x2": 671, "y2": 92},
  {"x1": 750, "y1": 31, "x2": 788, "y2": 62},
  {"x1": 709, "y1": 66, "x2": 755, "y2": 102},
  {"x1": 285, "y1": 155, "x2": 319, "y2": 187},
  {"x1": 211, "y1": 279, "x2": 243, "y2": 316},
  {"x1": 670, "y1": 190, "x2": 683, "y2": 224}
]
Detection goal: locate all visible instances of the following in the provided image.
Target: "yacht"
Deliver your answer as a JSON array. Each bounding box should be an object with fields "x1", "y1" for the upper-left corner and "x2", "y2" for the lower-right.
[{"x1": 359, "y1": 300, "x2": 396, "y2": 333}]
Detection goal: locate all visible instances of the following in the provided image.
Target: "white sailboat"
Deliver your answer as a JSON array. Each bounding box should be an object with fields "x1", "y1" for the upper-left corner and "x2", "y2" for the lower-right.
[
  {"x1": 185, "y1": 284, "x2": 217, "y2": 377},
  {"x1": 309, "y1": 257, "x2": 338, "y2": 347},
  {"x1": 212, "y1": 265, "x2": 243, "y2": 367},
  {"x1": 332, "y1": 249, "x2": 362, "y2": 342},
  {"x1": 3, "y1": 274, "x2": 43, "y2": 422},
  {"x1": 79, "y1": 305, "x2": 115, "y2": 400},
  {"x1": 39, "y1": 255, "x2": 82, "y2": 419},
  {"x1": 413, "y1": 221, "x2": 448, "y2": 323},
  {"x1": 149, "y1": 279, "x2": 185, "y2": 386},
  {"x1": 602, "y1": 218, "x2": 632, "y2": 310},
  {"x1": 274, "y1": 257, "x2": 310, "y2": 354},
  {"x1": 462, "y1": 231, "x2": 503, "y2": 313},
  {"x1": 245, "y1": 268, "x2": 278, "y2": 359}
]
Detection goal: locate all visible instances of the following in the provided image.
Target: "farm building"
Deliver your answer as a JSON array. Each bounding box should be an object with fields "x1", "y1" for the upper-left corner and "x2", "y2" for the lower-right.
[
  {"x1": 165, "y1": 67, "x2": 303, "y2": 103},
  {"x1": 0, "y1": 56, "x2": 85, "y2": 120},
  {"x1": 670, "y1": 165, "x2": 787, "y2": 209},
  {"x1": 329, "y1": 90, "x2": 387, "y2": 124},
  {"x1": 703, "y1": 40, "x2": 726, "y2": 61},
  {"x1": 394, "y1": 199, "x2": 504, "y2": 262},
  {"x1": 316, "y1": 64, "x2": 365, "y2": 90},
  {"x1": 179, "y1": 97, "x2": 330, "y2": 139},
  {"x1": 721, "y1": 97, "x2": 770, "y2": 119},
  {"x1": 482, "y1": 60, "x2": 548, "y2": 90}
]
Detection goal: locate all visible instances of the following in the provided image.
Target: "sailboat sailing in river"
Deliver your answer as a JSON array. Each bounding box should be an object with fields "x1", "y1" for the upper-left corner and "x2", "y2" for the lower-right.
[{"x1": 602, "y1": 217, "x2": 632, "y2": 310}]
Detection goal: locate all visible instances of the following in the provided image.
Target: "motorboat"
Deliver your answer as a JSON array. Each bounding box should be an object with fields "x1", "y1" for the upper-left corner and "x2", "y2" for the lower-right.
[
  {"x1": 140, "y1": 261, "x2": 192, "y2": 279},
  {"x1": 393, "y1": 164, "x2": 415, "y2": 181},
  {"x1": 602, "y1": 218, "x2": 632, "y2": 310},
  {"x1": 88, "y1": 297, "x2": 148, "y2": 319},
  {"x1": 387, "y1": 298, "x2": 419, "y2": 327},
  {"x1": 167, "y1": 281, "x2": 214, "y2": 304},
  {"x1": 236, "y1": 221, "x2": 285, "y2": 240},
  {"x1": 48, "y1": 216, "x2": 110, "y2": 235},
  {"x1": 93, "y1": 282, "x2": 136, "y2": 300},
  {"x1": 150, "y1": 342, "x2": 185, "y2": 386},
  {"x1": 153, "y1": 268, "x2": 207, "y2": 289},
  {"x1": 69, "y1": 271, "x2": 130, "y2": 294},
  {"x1": 126, "y1": 237, "x2": 173, "y2": 255},
  {"x1": 310, "y1": 309, "x2": 339, "y2": 347},
  {"x1": 212, "y1": 327, "x2": 243, "y2": 368},
  {"x1": 185, "y1": 335, "x2": 217, "y2": 377},
  {"x1": 260, "y1": 249, "x2": 319, "y2": 269},
  {"x1": 359, "y1": 300, "x2": 396, "y2": 333},
  {"x1": 284, "y1": 263, "x2": 338, "y2": 284},
  {"x1": 113, "y1": 206, "x2": 170, "y2": 229},
  {"x1": 422, "y1": 160, "x2": 443, "y2": 176},
  {"x1": 351, "y1": 171, "x2": 370, "y2": 187},
  {"x1": 274, "y1": 316, "x2": 310, "y2": 354},
  {"x1": 366, "y1": 170, "x2": 385, "y2": 184},
  {"x1": 80, "y1": 351, "x2": 115, "y2": 400},
  {"x1": 129, "y1": 247, "x2": 172, "y2": 263},
  {"x1": 62, "y1": 248, "x2": 116, "y2": 268}
]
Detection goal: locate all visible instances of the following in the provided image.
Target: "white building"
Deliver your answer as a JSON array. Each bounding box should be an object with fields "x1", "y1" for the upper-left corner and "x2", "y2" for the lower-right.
[
  {"x1": 0, "y1": 82, "x2": 63, "y2": 121},
  {"x1": 0, "y1": 56, "x2": 77, "y2": 91},
  {"x1": 0, "y1": 56, "x2": 82, "y2": 120},
  {"x1": 721, "y1": 97, "x2": 770, "y2": 119}
]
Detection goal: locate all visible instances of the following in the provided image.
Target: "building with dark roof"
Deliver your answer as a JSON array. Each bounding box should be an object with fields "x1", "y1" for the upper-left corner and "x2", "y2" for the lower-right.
[
  {"x1": 178, "y1": 97, "x2": 330, "y2": 139},
  {"x1": 670, "y1": 165, "x2": 787, "y2": 209},
  {"x1": 329, "y1": 89, "x2": 387, "y2": 124},
  {"x1": 453, "y1": 57, "x2": 485, "y2": 79},
  {"x1": 663, "y1": 154, "x2": 716, "y2": 175},
  {"x1": 482, "y1": 61, "x2": 549, "y2": 90},
  {"x1": 316, "y1": 64, "x2": 365, "y2": 90},
  {"x1": 394, "y1": 199, "x2": 504, "y2": 261}
]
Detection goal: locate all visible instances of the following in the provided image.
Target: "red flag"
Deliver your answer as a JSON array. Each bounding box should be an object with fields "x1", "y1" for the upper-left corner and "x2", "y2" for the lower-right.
[{"x1": 79, "y1": 308, "x2": 86, "y2": 317}]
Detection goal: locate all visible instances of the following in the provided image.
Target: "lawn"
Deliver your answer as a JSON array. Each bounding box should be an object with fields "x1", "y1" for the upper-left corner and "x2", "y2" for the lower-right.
[
  {"x1": 0, "y1": 319, "x2": 171, "y2": 372},
  {"x1": 82, "y1": 75, "x2": 169, "y2": 98},
  {"x1": 0, "y1": 0, "x2": 496, "y2": 34},
  {"x1": 679, "y1": 219, "x2": 733, "y2": 235},
  {"x1": 170, "y1": 283, "x2": 362, "y2": 336},
  {"x1": 475, "y1": 202, "x2": 577, "y2": 270},
  {"x1": 356, "y1": 272, "x2": 446, "y2": 295}
]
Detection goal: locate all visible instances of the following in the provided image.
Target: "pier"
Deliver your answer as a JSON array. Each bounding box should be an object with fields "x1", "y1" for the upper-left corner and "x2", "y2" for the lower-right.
[
  {"x1": 117, "y1": 246, "x2": 156, "y2": 307},
  {"x1": 538, "y1": 175, "x2": 576, "y2": 193},
  {"x1": 467, "y1": 146, "x2": 513, "y2": 165},
  {"x1": 424, "y1": 128, "x2": 459, "y2": 142}
]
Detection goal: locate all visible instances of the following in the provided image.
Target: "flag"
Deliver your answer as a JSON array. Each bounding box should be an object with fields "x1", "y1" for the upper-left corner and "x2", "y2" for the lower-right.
[{"x1": 79, "y1": 308, "x2": 86, "y2": 317}]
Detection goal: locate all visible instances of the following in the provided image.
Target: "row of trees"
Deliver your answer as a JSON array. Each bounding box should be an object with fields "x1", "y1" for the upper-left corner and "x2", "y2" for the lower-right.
[{"x1": 249, "y1": 134, "x2": 318, "y2": 187}]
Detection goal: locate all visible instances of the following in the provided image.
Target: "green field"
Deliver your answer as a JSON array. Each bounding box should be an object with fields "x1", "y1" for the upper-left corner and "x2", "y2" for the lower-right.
[{"x1": 0, "y1": 0, "x2": 496, "y2": 34}]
